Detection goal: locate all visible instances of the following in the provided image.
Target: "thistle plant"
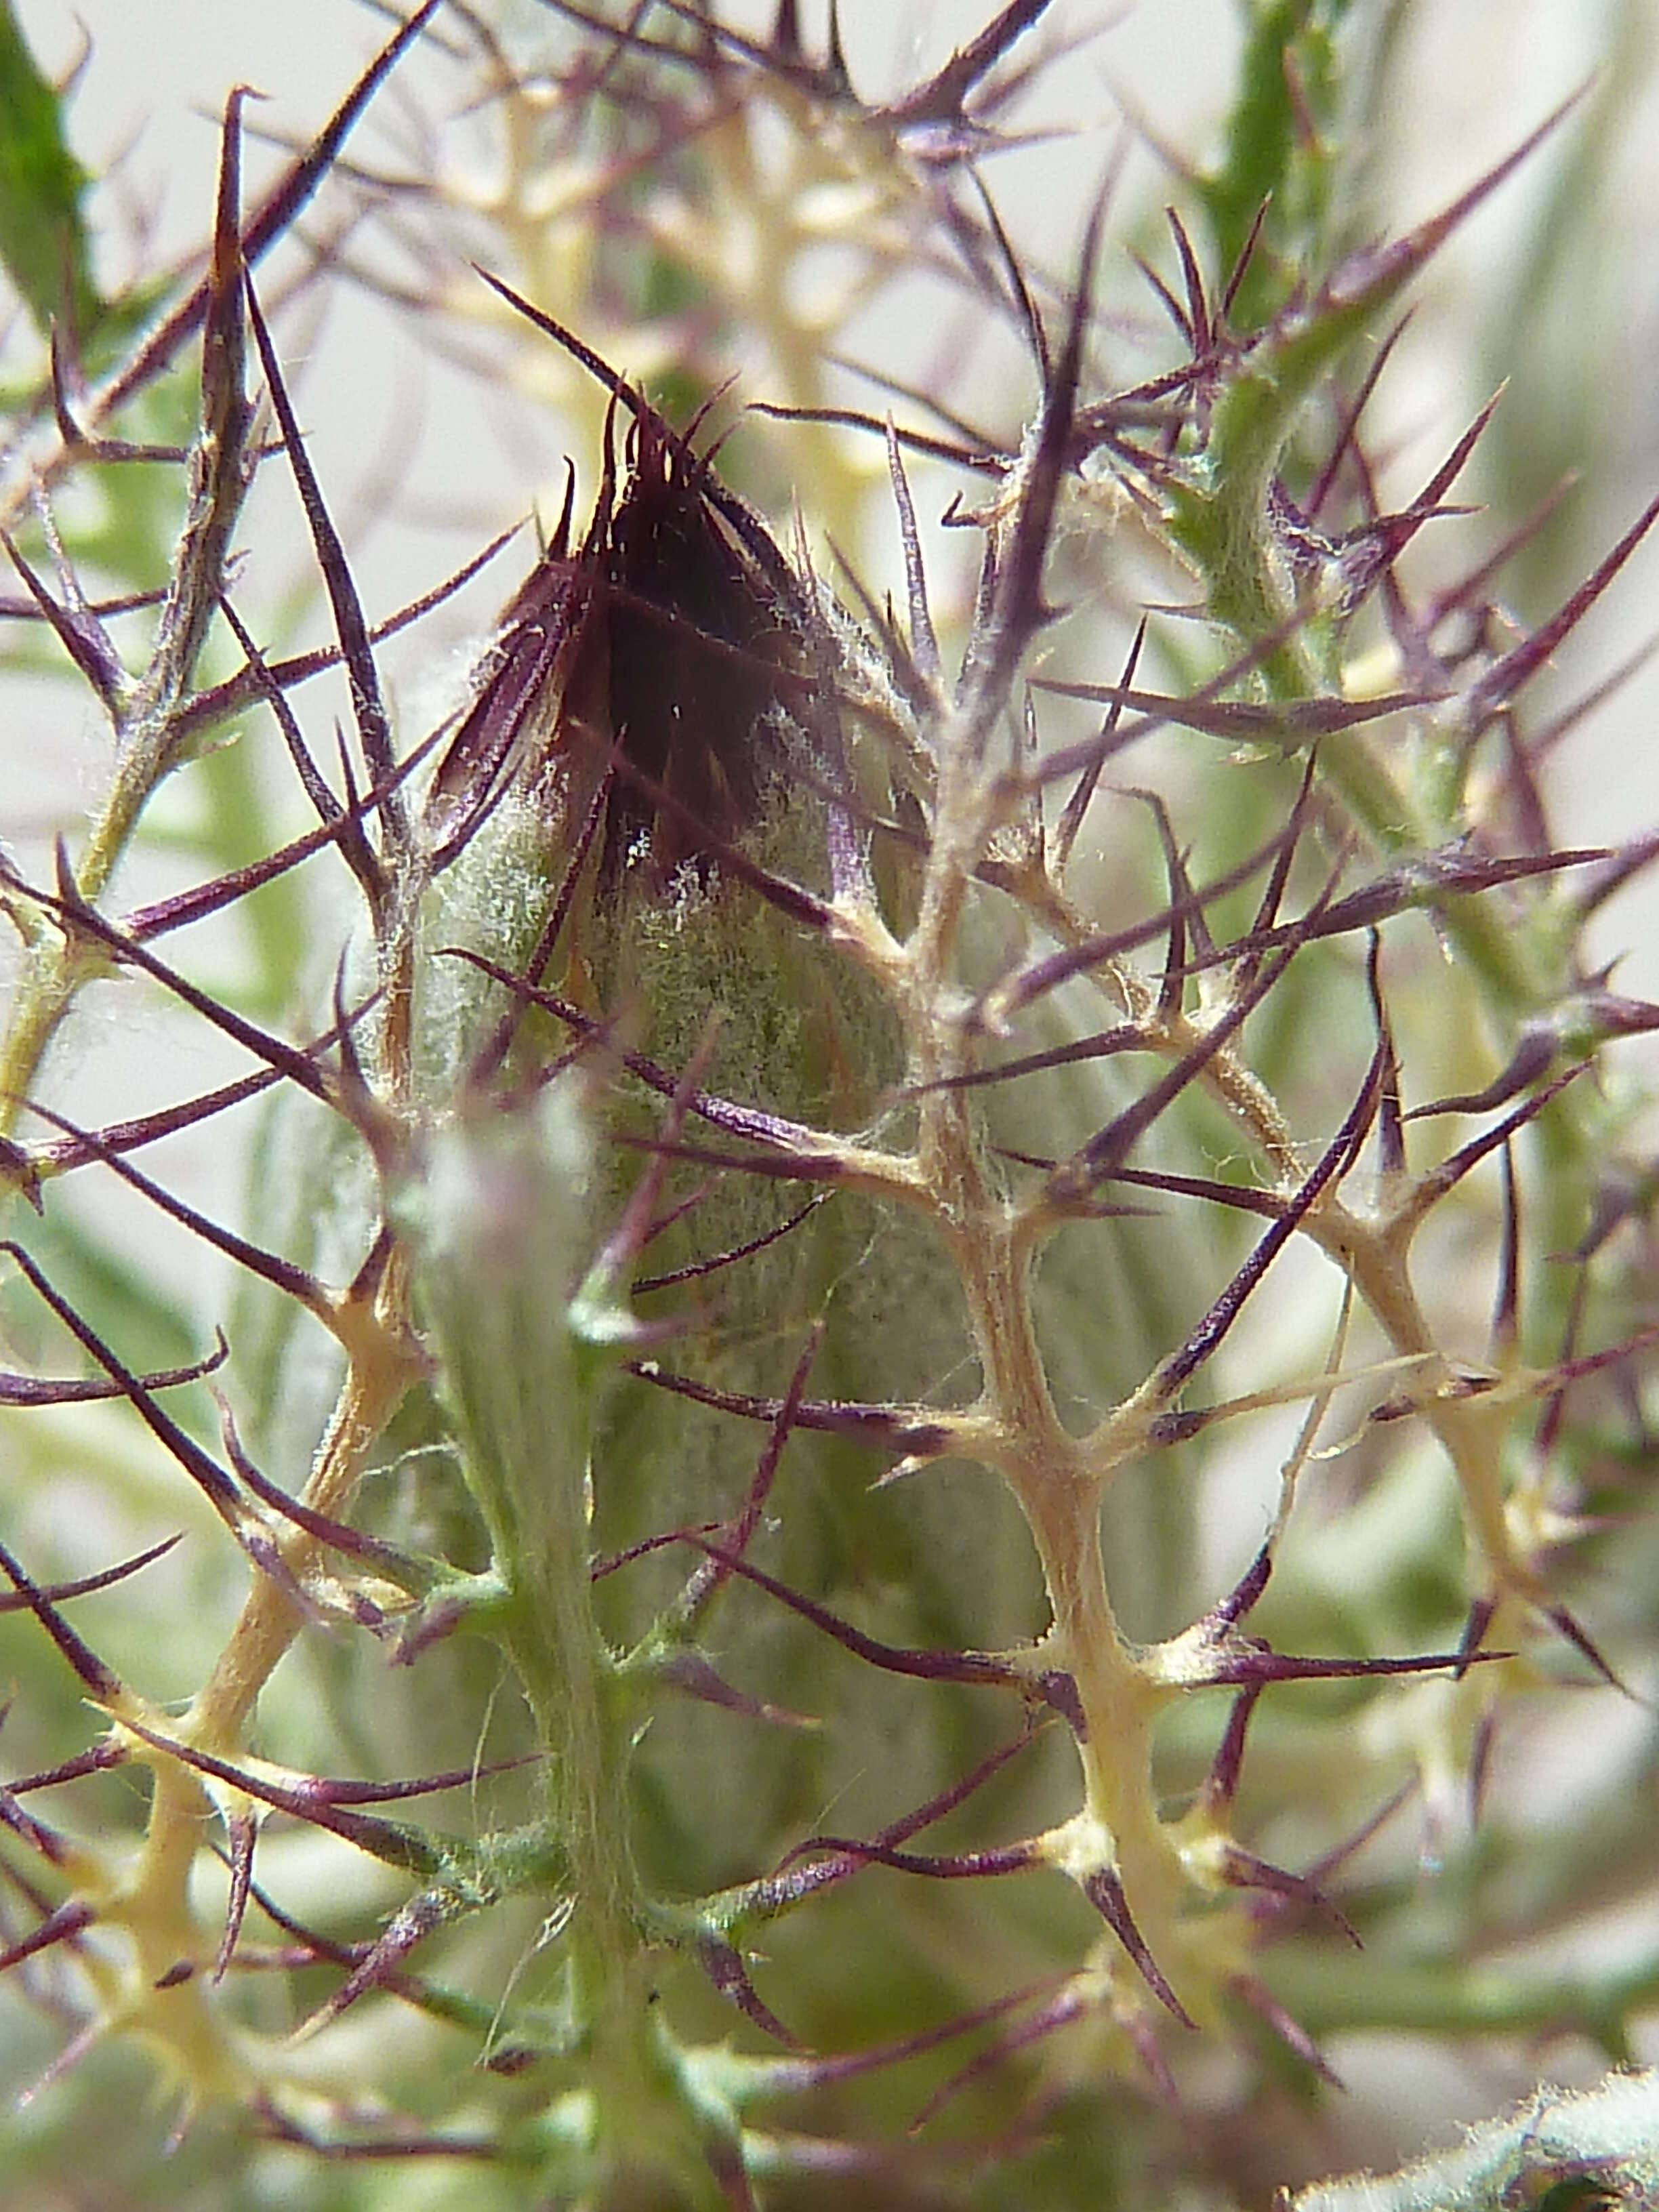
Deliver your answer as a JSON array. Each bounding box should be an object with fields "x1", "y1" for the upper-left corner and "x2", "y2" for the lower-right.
[{"x1": 3, "y1": 3, "x2": 1659, "y2": 2207}]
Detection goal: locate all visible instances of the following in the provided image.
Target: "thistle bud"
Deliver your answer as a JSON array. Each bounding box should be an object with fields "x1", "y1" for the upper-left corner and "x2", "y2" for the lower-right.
[
  {"x1": 419, "y1": 385, "x2": 859, "y2": 1099},
  {"x1": 427, "y1": 402, "x2": 805, "y2": 895},
  {"x1": 415, "y1": 384, "x2": 1036, "y2": 1883}
]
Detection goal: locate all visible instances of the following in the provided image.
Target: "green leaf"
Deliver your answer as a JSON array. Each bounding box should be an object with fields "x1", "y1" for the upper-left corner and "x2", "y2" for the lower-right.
[
  {"x1": 0, "y1": 0, "x2": 102, "y2": 340},
  {"x1": 1197, "y1": 0, "x2": 1351, "y2": 331}
]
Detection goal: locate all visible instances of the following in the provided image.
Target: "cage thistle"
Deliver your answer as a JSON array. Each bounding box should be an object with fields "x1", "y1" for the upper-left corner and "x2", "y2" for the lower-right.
[{"x1": 1, "y1": 3, "x2": 1658, "y2": 2208}]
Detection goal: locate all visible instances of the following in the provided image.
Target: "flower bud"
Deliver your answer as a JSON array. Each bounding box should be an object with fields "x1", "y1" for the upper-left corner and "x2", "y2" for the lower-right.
[{"x1": 415, "y1": 394, "x2": 1036, "y2": 1881}]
